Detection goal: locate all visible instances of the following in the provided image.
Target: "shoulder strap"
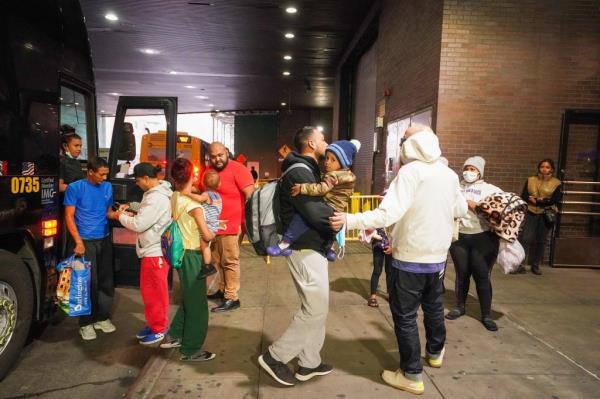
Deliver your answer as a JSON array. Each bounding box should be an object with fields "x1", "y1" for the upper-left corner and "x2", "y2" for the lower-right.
[
  {"x1": 171, "y1": 192, "x2": 186, "y2": 221},
  {"x1": 280, "y1": 162, "x2": 312, "y2": 179}
]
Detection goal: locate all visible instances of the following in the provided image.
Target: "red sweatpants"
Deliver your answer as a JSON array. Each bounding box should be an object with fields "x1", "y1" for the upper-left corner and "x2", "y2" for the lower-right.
[{"x1": 140, "y1": 256, "x2": 170, "y2": 333}]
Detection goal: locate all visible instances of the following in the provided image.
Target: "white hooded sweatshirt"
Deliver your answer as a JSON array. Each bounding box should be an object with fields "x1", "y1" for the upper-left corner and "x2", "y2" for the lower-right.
[
  {"x1": 118, "y1": 180, "x2": 173, "y2": 257},
  {"x1": 346, "y1": 130, "x2": 468, "y2": 264}
]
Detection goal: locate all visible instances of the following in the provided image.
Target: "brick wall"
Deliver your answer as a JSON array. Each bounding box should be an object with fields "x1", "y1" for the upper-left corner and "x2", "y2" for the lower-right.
[
  {"x1": 436, "y1": 0, "x2": 600, "y2": 194},
  {"x1": 373, "y1": 0, "x2": 444, "y2": 193}
]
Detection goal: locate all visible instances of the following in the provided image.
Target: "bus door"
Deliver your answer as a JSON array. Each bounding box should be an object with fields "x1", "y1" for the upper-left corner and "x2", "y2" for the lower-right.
[{"x1": 107, "y1": 96, "x2": 177, "y2": 286}]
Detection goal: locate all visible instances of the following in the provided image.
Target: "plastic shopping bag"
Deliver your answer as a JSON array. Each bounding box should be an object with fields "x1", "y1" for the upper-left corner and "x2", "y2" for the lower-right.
[
  {"x1": 496, "y1": 240, "x2": 525, "y2": 274},
  {"x1": 56, "y1": 255, "x2": 92, "y2": 316}
]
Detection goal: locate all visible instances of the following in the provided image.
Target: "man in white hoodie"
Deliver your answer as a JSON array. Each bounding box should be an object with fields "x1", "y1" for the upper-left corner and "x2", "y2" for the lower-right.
[
  {"x1": 110, "y1": 162, "x2": 173, "y2": 345},
  {"x1": 330, "y1": 124, "x2": 468, "y2": 395}
]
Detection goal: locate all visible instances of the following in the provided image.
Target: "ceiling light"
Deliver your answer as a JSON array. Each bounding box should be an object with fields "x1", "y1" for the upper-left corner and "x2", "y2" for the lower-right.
[
  {"x1": 104, "y1": 13, "x2": 119, "y2": 21},
  {"x1": 108, "y1": 92, "x2": 120, "y2": 96},
  {"x1": 281, "y1": 102, "x2": 287, "y2": 106},
  {"x1": 283, "y1": 55, "x2": 292, "y2": 60},
  {"x1": 185, "y1": 85, "x2": 196, "y2": 89},
  {"x1": 24, "y1": 42, "x2": 34, "y2": 50},
  {"x1": 284, "y1": 32, "x2": 295, "y2": 39},
  {"x1": 317, "y1": 125, "x2": 324, "y2": 132},
  {"x1": 208, "y1": 103, "x2": 214, "y2": 107},
  {"x1": 195, "y1": 95, "x2": 209, "y2": 99},
  {"x1": 141, "y1": 48, "x2": 159, "y2": 55},
  {"x1": 169, "y1": 70, "x2": 178, "y2": 75},
  {"x1": 282, "y1": 71, "x2": 291, "y2": 76},
  {"x1": 285, "y1": 6, "x2": 298, "y2": 14},
  {"x1": 215, "y1": 109, "x2": 220, "y2": 112},
  {"x1": 100, "y1": 110, "x2": 105, "y2": 113}
]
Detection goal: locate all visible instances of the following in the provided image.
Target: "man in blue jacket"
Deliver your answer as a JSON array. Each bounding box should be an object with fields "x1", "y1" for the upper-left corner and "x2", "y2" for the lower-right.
[{"x1": 258, "y1": 126, "x2": 338, "y2": 386}]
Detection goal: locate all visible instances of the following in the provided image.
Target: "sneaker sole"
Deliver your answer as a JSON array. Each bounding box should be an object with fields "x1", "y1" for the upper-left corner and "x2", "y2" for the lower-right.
[
  {"x1": 294, "y1": 369, "x2": 333, "y2": 381},
  {"x1": 80, "y1": 333, "x2": 97, "y2": 341},
  {"x1": 381, "y1": 373, "x2": 424, "y2": 395},
  {"x1": 159, "y1": 342, "x2": 182, "y2": 349},
  {"x1": 93, "y1": 325, "x2": 116, "y2": 333},
  {"x1": 258, "y1": 355, "x2": 295, "y2": 386},
  {"x1": 180, "y1": 353, "x2": 216, "y2": 362}
]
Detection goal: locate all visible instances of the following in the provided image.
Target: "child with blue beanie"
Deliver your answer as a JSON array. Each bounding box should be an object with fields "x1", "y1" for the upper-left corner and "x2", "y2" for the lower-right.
[{"x1": 267, "y1": 139, "x2": 361, "y2": 261}]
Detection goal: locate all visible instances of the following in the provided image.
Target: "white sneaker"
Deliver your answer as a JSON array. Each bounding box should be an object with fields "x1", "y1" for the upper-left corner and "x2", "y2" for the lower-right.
[
  {"x1": 93, "y1": 319, "x2": 116, "y2": 333},
  {"x1": 80, "y1": 325, "x2": 97, "y2": 341}
]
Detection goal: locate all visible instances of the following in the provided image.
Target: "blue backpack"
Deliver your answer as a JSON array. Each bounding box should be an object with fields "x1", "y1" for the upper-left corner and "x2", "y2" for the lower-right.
[{"x1": 161, "y1": 194, "x2": 186, "y2": 269}]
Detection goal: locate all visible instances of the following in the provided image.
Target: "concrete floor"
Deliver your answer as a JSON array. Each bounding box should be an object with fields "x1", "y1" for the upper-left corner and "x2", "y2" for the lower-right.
[{"x1": 1, "y1": 243, "x2": 599, "y2": 398}]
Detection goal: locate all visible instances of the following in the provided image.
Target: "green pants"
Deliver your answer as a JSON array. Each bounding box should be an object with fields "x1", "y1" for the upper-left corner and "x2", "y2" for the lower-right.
[{"x1": 169, "y1": 250, "x2": 209, "y2": 356}]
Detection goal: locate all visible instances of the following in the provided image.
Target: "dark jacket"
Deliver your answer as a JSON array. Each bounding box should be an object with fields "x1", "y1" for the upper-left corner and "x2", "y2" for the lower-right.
[{"x1": 279, "y1": 152, "x2": 336, "y2": 254}]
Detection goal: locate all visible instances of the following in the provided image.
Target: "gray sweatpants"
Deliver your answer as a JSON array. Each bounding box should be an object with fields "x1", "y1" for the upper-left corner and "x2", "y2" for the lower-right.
[{"x1": 269, "y1": 249, "x2": 329, "y2": 369}]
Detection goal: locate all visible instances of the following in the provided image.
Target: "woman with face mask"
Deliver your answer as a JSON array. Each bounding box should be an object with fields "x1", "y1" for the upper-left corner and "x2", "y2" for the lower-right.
[
  {"x1": 447, "y1": 156, "x2": 503, "y2": 331},
  {"x1": 515, "y1": 159, "x2": 561, "y2": 275}
]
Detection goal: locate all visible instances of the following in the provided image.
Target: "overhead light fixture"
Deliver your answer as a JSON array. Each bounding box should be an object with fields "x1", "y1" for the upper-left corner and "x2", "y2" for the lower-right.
[
  {"x1": 285, "y1": 6, "x2": 298, "y2": 14},
  {"x1": 100, "y1": 110, "x2": 106, "y2": 113},
  {"x1": 208, "y1": 103, "x2": 214, "y2": 107},
  {"x1": 141, "y1": 48, "x2": 159, "y2": 55},
  {"x1": 24, "y1": 42, "x2": 34, "y2": 50},
  {"x1": 281, "y1": 102, "x2": 287, "y2": 106},
  {"x1": 104, "y1": 13, "x2": 119, "y2": 21},
  {"x1": 108, "y1": 92, "x2": 120, "y2": 96},
  {"x1": 282, "y1": 71, "x2": 291, "y2": 76},
  {"x1": 317, "y1": 125, "x2": 324, "y2": 132},
  {"x1": 283, "y1": 55, "x2": 292, "y2": 60},
  {"x1": 195, "y1": 95, "x2": 209, "y2": 99},
  {"x1": 284, "y1": 32, "x2": 295, "y2": 39},
  {"x1": 169, "y1": 70, "x2": 178, "y2": 75},
  {"x1": 185, "y1": 85, "x2": 196, "y2": 89},
  {"x1": 215, "y1": 109, "x2": 220, "y2": 112}
]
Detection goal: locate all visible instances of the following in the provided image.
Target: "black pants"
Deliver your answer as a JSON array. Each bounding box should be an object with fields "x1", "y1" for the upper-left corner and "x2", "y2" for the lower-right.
[
  {"x1": 519, "y1": 211, "x2": 549, "y2": 267},
  {"x1": 71, "y1": 236, "x2": 115, "y2": 327},
  {"x1": 388, "y1": 267, "x2": 445, "y2": 375},
  {"x1": 449, "y1": 231, "x2": 499, "y2": 317},
  {"x1": 370, "y1": 248, "x2": 392, "y2": 295}
]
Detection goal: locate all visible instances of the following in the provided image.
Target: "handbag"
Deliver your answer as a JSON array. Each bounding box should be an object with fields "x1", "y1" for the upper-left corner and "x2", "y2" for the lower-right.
[{"x1": 543, "y1": 207, "x2": 557, "y2": 226}]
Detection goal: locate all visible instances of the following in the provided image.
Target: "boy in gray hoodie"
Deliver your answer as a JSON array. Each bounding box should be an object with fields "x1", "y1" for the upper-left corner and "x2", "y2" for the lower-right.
[{"x1": 111, "y1": 163, "x2": 173, "y2": 345}]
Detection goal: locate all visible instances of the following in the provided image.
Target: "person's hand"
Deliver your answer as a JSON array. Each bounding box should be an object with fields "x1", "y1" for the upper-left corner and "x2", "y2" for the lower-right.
[
  {"x1": 467, "y1": 200, "x2": 478, "y2": 211},
  {"x1": 529, "y1": 196, "x2": 537, "y2": 204},
  {"x1": 218, "y1": 220, "x2": 228, "y2": 230},
  {"x1": 329, "y1": 212, "x2": 346, "y2": 231},
  {"x1": 383, "y1": 246, "x2": 392, "y2": 255},
  {"x1": 290, "y1": 184, "x2": 301, "y2": 197},
  {"x1": 74, "y1": 241, "x2": 85, "y2": 256}
]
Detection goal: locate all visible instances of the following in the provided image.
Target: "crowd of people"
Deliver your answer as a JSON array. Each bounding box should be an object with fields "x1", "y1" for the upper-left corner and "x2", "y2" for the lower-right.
[{"x1": 59, "y1": 123, "x2": 560, "y2": 394}]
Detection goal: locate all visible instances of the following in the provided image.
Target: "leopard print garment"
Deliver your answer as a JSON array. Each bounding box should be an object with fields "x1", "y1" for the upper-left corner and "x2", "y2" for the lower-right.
[{"x1": 475, "y1": 192, "x2": 528, "y2": 243}]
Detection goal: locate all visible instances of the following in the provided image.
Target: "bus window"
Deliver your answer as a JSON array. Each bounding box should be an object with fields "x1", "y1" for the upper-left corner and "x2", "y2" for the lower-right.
[{"x1": 60, "y1": 86, "x2": 89, "y2": 160}]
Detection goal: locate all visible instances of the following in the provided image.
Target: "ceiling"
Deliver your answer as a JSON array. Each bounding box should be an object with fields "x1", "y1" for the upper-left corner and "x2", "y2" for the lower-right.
[{"x1": 80, "y1": 0, "x2": 374, "y2": 115}]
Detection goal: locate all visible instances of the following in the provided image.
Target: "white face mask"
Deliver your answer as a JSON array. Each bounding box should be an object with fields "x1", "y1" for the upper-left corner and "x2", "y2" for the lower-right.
[{"x1": 463, "y1": 170, "x2": 479, "y2": 183}]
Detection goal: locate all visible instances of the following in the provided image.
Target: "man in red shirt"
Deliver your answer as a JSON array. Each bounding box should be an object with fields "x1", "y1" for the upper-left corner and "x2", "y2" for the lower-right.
[{"x1": 206, "y1": 142, "x2": 255, "y2": 312}]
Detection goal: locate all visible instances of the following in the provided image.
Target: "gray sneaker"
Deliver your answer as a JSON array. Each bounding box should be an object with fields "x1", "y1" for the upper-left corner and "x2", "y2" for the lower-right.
[
  {"x1": 180, "y1": 350, "x2": 216, "y2": 362},
  {"x1": 258, "y1": 350, "x2": 298, "y2": 386},
  {"x1": 295, "y1": 363, "x2": 333, "y2": 381},
  {"x1": 159, "y1": 335, "x2": 182, "y2": 349}
]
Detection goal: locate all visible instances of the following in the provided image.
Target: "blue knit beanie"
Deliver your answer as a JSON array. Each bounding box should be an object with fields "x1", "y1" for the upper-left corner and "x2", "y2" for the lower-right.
[{"x1": 326, "y1": 139, "x2": 361, "y2": 168}]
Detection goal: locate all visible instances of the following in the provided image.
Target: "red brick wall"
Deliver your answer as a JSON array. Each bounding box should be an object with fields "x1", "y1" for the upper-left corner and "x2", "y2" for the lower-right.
[
  {"x1": 436, "y1": 0, "x2": 600, "y2": 194},
  {"x1": 373, "y1": 0, "x2": 444, "y2": 192}
]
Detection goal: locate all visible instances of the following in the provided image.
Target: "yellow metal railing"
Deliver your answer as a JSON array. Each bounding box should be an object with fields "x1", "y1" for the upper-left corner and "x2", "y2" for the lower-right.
[{"x1": 346, "y1": 194, "x2": 382, "y2": 240}]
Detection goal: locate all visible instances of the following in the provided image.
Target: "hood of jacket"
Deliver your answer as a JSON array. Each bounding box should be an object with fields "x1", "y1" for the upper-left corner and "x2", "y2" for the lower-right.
[
  {"x1": 400, "y1": 130, "x2": 441, "y2": 164},
  {"x1": 148, "y1": 180, "x2": 173, "y2": 199}
]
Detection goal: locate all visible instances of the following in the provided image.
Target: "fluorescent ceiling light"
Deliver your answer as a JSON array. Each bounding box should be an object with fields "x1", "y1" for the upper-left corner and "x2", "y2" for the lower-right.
[
  {"x1": 208, "y1": 103, "x2": 214, "y2": 107},
  {"x1": 100, "y1": 110, "x2": 105, "y2": 113},
  {"x1": 215, "y1": 109, "x2": 220, "y2": 112},
  {"x1": 105, "y1": 13, "x2": 118, "y2": 21},
  {"x1": 141, "y1": 48, "x2": 159, "y2": 55},
  {"x1": 285, "y1": 7, "x2": 298, "y2": 14},
  {"x1": 185, "y1": 85, "x2": 196, "y2": 89},
  {"x1": 169, "y1": 70, "x2": 178, "y2": 75},
  {"x1": 284, "y1": 32, "x2": 295, "y2": 39},
  {"x1": 282, "y1": 71, "x2": 291, "y2": 76},
  {"x1": 108, "y1": 92, "x2": 120, "y2": 96},
  {"x1": 281, "y1": 102, "x2": 287, "y2": 106},
  {"x1": 283, "y1": 55, "x2": 292, "y2": 60},
  {"x1": 195, "y1": 95, "x2": 209, "y2": 99}
]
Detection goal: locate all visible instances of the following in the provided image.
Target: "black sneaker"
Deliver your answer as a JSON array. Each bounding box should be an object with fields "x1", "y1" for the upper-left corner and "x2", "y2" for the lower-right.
[
  {"x1": 295, "y1": 363, "x2": 333, "y2": 381},
  {"x1": 198, "y1": 264, "x2": 217, "y2": 279},
  {"x1": 180, "y1": 350, "x2": 216, "y2": 362},
  {"x1": 481, "y1": 316, "x2": 498, "y2": 331},
  {"x1": 445, "y1": 307, "x2": 465, "y2": 320},
  {"x1": 258, "y1": 350, "x2": 298, "y2": 386},
  {"x1": 211, "y1": 299, "x2": 240, "y2": 313},
  {"x1": 207, "y1": 290, "x2": 225, "y2": 300}
]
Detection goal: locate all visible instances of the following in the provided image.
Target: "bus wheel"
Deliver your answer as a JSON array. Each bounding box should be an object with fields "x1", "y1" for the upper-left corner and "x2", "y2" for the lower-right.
[{"x1": 0, "y1": 254, "x2": 33, "y2": 381}]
